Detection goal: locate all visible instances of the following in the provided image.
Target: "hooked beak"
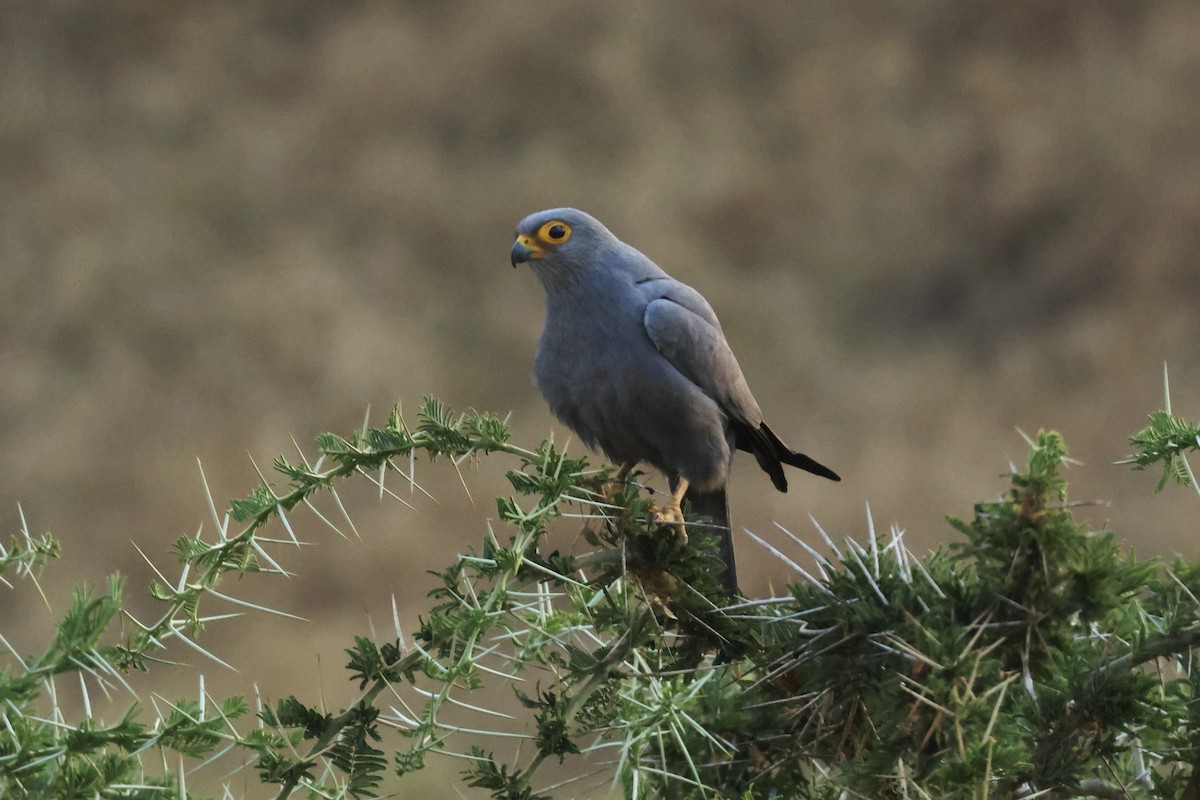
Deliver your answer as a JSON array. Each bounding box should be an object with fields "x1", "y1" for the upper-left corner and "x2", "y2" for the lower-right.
[{"x1": 510, "y1": 235, "x2": 543, "y2": 267}]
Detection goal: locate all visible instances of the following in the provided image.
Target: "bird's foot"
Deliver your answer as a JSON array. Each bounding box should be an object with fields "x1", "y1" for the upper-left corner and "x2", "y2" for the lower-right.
[
  {"x1": 600, "y1": 479, "x2": 626, "y2": 503},
  {"x1": 650, "y1": 477, "x2": 691, "y2": 542},
  {"x1": 651, "y1": 500, "x2": 688, "y2": 543},
  {"x1": 601, "y1": 459, "x2": 639, "y2": 502}
]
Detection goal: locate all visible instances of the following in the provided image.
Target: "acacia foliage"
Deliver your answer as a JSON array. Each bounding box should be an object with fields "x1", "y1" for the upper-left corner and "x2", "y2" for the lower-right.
[{"x1": 1, "y1": 397, "x2": 1198, "y2": 799}]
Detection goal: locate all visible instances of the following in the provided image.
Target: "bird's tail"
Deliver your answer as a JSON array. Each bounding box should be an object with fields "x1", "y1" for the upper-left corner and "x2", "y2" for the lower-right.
[
  {"x1": 682, "y1": 486, "x2": 739, "y2": 596},
  {"x1": 761, "y1": 422, "x2": 841, "y2": 484},
  {"x1": 736, "y1": 421, "x2": 841, "y2": 491}
]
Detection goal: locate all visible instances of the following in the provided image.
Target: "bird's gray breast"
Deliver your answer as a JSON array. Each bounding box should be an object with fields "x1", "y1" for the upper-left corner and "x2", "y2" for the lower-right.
[
  {"x1": 532, "y1": 277, "x2": 733, "y2": 487},
  {"x1": 534, "y1": 280, "x2": 654, "y2": 460}
]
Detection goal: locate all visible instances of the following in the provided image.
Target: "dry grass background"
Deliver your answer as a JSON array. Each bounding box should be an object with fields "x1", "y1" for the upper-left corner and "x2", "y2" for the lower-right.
[{"x1": 2, "y1": 1, "x2": 1199, "y2": 795}]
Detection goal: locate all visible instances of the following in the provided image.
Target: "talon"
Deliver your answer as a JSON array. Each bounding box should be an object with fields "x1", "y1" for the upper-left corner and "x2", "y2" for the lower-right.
[
  {"x1": 653, "y1": 502, "x2": 685, "y2": 525},
  {"x1": 651, "y1": 477, "x2": 690, "y2": 542},
  {"x1": 652, "y1": 502, "x2": 688, "y2": 542}
]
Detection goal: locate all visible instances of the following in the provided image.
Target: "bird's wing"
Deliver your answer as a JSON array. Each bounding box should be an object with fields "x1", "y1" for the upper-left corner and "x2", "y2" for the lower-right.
[
  {"x1": 641, "y1": 289, "x2": 763, "y2": 428},
  {"x1": 644, "y1": 285, "x2": 840, "y2": 489}
]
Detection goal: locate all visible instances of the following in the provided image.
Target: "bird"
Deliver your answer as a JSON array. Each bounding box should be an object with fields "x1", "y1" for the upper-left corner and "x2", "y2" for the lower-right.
[{"x1": 511, "y1": 208, "x2": 839, "y2": 593}]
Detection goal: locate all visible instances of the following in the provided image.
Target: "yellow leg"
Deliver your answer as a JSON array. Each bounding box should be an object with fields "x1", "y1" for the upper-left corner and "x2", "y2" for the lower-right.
[
  {"x1": 614, "y1": 460, "x2": 637, "y2": 484},
  {"x1": 654, "y1": 477, "x2": 689, "y2": 541},
  {"x1": 603, "y1": 459, "x2": 639, "y2": 501}
]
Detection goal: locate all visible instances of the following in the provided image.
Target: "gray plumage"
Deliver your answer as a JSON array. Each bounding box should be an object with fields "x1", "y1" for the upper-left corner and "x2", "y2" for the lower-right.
[{"x1": 512, "y1": 208, "x2": 838, "y2": 593}]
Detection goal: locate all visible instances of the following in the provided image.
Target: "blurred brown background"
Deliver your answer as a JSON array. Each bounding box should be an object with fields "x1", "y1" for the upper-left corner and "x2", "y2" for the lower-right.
[{"x1": 3, "y1": 1, "x2": 1199, "y2": 795}]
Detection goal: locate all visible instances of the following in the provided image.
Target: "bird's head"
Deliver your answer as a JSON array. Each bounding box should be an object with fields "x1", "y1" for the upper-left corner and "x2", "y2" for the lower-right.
[{"x1": 510, "y1": 208, "x2": 614, "y2": 271}]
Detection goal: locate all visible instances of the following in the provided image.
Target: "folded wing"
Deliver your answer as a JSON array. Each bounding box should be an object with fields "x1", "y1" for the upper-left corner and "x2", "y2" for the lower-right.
[{"x1": 643, "y1": 290, "x2": 839, "y2": 489}]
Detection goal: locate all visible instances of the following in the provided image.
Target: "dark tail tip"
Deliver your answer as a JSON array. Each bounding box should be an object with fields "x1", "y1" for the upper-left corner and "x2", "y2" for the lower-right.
[
  {"x1": 748, "y1": 421, "x2": 841, "y2": 488},
  {"x1": 782, "y1": 451, "x2": 841, "y2": 482}
]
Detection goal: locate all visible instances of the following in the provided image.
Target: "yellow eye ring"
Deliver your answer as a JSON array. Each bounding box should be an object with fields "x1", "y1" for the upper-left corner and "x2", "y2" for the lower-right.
[{"x1": 537, "y1": 220, "x2": 571, "y2": 244}]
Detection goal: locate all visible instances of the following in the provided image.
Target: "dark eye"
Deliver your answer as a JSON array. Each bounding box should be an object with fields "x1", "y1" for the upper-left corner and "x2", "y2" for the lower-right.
[{"x1": 548, "y1": 224, "x2": 566, "y2": 240}]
